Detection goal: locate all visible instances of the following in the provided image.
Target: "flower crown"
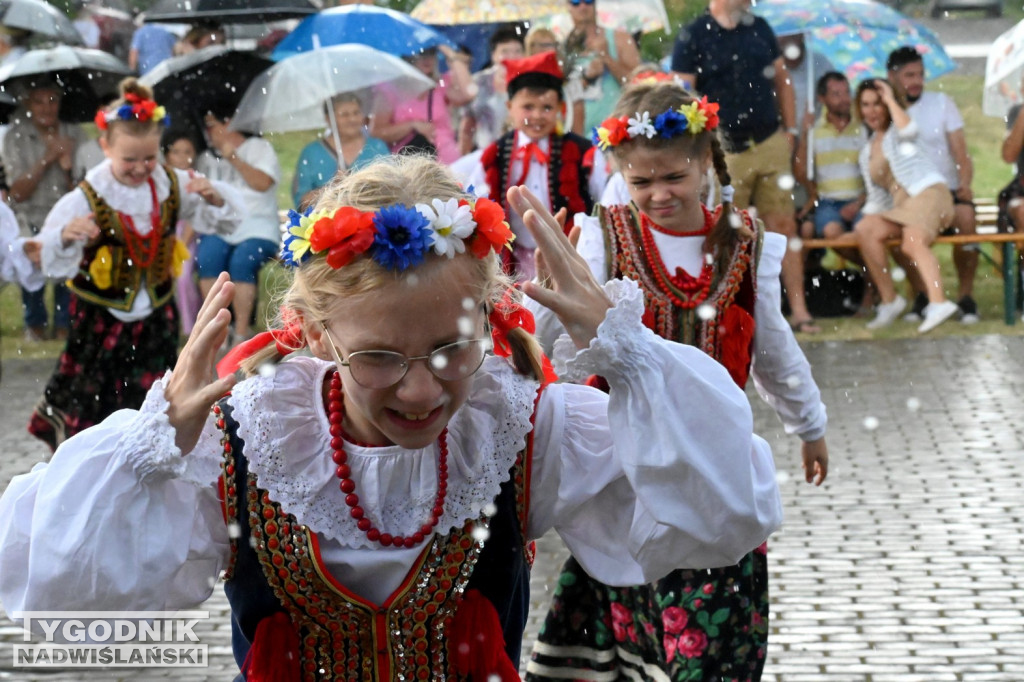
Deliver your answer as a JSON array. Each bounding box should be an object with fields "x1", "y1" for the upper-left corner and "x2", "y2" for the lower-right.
[
  {"x1": 94, "y1": 93, "x2": 170, "y2": 131},
  {"x1": 592, "y1": 96, "x2": 720, "y2": 151},
  {"x1": 282, "y1": 196, "x2": 515, "y2": 271}
]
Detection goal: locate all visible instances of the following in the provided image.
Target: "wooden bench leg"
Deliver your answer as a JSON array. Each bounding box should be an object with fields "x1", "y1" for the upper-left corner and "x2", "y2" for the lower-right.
[{"x1": 1003, "y1": 241, "x2": 1017, "y2": 325}]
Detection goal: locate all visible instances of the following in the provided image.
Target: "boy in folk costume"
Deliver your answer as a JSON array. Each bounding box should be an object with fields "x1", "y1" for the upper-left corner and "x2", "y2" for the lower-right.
[{"x1": 471, "y1": 51, "x2": 607, "y2": 280}]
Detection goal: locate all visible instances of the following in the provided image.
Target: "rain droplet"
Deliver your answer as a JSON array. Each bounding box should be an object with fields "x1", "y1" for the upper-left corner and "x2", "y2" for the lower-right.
[
  {"x1": 762, "y1": 65, "x2": 776, "y2": 80},
  {"x1": 892, "y1": 267, "x2": 907, "y2": 283},
  {"x1": 897, "y1": 142, "x2": 918, "y2": 157},
  {"x1": 785, "y1": 375, "x2": 802, "y2": 389},
  {"x1": 406, "y1": 273, "x2": 420, "y2": 287},
  {"x1": 775, "y1": 470, "x2": 791, "y2": 484},
  {"x1": 457, "y1": 315, "x2": 474, "y2": 337},
  {"x1": 430, "y1": 353, "x2": 449, "y2": 371},
  {"x1": 704, "y1": 253, "x2": 714, "y2": 265},
  {"x1": 227, "y1": 522, "x2": 241, "y2": 539},
  {"x1": 471, "y1": 525, "x2": 490, "y2": 542},
  {"x1": 788, "y1": 236, "x2": 804, "y2": 253},
  {"x1": 728, "y1": 213, "x2": 743, "y2": 229},
  {"x1": 696, "y1": 303, "x2": 715, "y2": 320},
  {"x1": 863, "y1": 416, "x2": 880, "y2": 431},
  {"x1": 777, "y1": 174, "x2": 795, "y2": 191},
  {"x1": 483, "y1": 502, "x2": 498, "y2": 517},
  {"x1": 461, "y1": 297, "x2": 475, "y2": 311},
  {"x1": 257, "y1": 362, "x2": 276, "y2": 378},
  {"x1": 783, "y1": 43, "x2": 802, "y2": 61},
  {"x1": 906, "y1": 397, "x2": 921, "y2": 412}
]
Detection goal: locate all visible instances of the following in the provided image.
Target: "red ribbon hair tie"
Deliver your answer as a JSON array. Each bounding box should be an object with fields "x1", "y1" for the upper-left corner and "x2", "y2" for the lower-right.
[{"x1": 489, "y1": 293, "x2": 535, "y2": 358}]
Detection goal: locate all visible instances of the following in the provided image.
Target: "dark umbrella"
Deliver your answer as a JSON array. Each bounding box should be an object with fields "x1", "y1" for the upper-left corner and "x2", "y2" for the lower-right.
[
  {"x1": 0, "y1": 46, "x2": 131, "y2": 122},
  {"x1": 0, "y1": 0, "x2": 82, "y2": 45},
  {"x1": 140, "y1": 45, "x2": 272, "y2": 145},
  {"x1": 0, "y1": 89, "x2": 15, "y2": 124},
  {"x1": 141, "y1": 0, "x2": 319, "y2": 24}
]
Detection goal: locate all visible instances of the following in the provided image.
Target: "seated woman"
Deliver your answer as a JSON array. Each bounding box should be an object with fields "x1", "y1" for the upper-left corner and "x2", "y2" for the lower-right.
[
  {"x1": 293, "y1": 93, "x2": 389, "y2": 210},
  {"x1": 854, "y1": 79, "x2": 959, "y2": 334},
  {"x1": 197, "y1": 100, "x2": 282, "y2": 343},
  {"x1": 370, "y1": 44, "x2": 477, "y2": 165},
  {"x1": 1000, "y1": 77, "x2": 1024, "y2": 239}
]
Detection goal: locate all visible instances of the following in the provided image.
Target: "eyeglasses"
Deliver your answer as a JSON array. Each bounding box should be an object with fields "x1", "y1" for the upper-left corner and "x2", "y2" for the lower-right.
[
  {"x1": 322, "y1": 326, "x2": 490, "y2": 389},
  {"x1": 568, "y1": 0, "x2": 595, "y2": 6}
]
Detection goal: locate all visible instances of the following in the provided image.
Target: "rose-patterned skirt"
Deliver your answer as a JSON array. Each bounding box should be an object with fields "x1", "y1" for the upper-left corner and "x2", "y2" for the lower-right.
[
  {"x1": 28, "y1": 295, "x2": 179, "y2": 451},
  {"x1": 527, "y1": 545, "x2": 768, "y2": 682}
]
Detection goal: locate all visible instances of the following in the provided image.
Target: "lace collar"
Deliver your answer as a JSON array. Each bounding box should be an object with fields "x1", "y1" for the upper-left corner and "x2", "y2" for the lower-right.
[
  {"x1": 225, "y1": 355, "x2": 539, "y2": 548},
  {"x1": 83, "y1": 160, "x2": 175, "y2": 211}
]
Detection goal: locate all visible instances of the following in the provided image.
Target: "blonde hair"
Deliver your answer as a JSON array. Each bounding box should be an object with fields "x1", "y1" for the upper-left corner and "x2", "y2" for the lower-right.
[
  {"x1": 241, "y1": 155, "x2": 545, "y2": 381},
  {"x1": 610, "y1": 81, "x2": 748, "y2": 254},
  {"x1": 101, "y1": 77, "x2": 162, "y2": 141},
  {"x1": 524, "y1": 27, "x2": 558, "y2": 56}
]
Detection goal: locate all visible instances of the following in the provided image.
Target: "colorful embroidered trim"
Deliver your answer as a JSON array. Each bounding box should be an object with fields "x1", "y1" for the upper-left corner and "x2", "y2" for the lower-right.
[
  {"x1": 282, "y1": 196, "x2": 514, "y2": 270},
  {"x1": 94, "y1": 93, "x2": 170, "y2": 131},
  {"x1": 592, "y1": 96, "x2": 720, "y2": 151}
]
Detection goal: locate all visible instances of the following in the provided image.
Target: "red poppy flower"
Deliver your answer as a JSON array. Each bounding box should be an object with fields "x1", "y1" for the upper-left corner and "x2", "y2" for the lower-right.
[
  {"x1": 698, "y1": 96, "x2": 720, "y2": 131},
  {"x1": 309, "y1": 207, "x2": 376, "y2": 269},
  {"x1": 468, "y1": 197, "x2": 513, "y2": 258}
]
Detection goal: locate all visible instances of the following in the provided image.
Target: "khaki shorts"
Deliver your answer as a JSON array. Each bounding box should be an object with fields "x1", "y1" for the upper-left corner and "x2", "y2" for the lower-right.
[{"x1": 725, "y1": 130, "x2": 795, "y2": 217}]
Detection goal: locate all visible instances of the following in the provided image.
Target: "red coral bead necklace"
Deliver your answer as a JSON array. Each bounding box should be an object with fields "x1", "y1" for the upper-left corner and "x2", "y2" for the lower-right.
[{"x1": 327, "y1": 371, "x2": 448, "y2": 549}]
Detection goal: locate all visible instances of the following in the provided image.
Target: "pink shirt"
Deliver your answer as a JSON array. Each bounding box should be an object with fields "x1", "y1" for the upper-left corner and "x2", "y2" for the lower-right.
[{"x1": 384, "y1": 79, "x2": 459, "y2": 165}]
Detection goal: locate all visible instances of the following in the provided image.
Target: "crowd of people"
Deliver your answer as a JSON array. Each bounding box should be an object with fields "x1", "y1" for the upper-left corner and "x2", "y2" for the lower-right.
[{"x1": 0, "y1": 0, "x2": 1016, "y2": 679}]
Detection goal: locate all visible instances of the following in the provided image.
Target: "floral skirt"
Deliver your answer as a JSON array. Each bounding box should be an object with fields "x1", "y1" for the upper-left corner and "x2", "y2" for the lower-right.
[
  {"x1": 526, "y1": 545, "x2": 769, "y2": 682},
  {"x1": 28, "y1": 295, "x2": 179, "y2": 451}
]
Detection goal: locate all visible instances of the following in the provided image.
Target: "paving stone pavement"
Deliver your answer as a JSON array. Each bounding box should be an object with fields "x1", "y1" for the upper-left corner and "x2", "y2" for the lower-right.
[{"x1": 0, "y1": 334, "x2": 1022, "y2": 680}]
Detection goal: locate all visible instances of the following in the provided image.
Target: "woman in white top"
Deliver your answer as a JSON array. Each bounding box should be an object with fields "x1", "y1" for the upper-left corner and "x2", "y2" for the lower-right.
[
  {"x1": 197, "y1": 101, "x2": 282, "y2": 342},
  {"x1": 853, "y1": 78, "x2": 958, "y2": 333}
]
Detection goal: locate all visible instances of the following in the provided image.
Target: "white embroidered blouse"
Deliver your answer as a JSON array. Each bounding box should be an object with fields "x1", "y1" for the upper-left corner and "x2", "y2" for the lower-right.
[{"x1": 0, "y1": 279, "x2": 782, "y2": 613}]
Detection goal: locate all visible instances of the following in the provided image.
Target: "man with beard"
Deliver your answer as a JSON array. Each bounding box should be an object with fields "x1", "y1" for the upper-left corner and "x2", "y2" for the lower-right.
[{"x1": 887, "y1": 46, "x2": 979, "y2": 324}]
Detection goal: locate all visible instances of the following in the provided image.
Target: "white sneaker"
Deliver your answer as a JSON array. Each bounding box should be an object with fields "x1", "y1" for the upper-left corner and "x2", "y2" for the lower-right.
[
  {"x1": 867, "y1": 295, "x2": 907, "y2": 330},
  {"x1": 917, "y1": 300, "x2": 959, "y2": 333}
]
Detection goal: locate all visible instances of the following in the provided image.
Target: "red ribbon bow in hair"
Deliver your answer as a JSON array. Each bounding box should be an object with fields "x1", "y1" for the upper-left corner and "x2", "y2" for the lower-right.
[
  {"x1": 489, "y1": 293, "x2": 535, "y2": 358},
  {"x1": 216, "y1": 310, "x2": 306, "y2": 378}
]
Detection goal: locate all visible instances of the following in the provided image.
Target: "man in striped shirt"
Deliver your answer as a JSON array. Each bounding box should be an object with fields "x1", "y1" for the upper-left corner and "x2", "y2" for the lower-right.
[{"x1": 795, "y1": 71, "x2": 866, "y2": 261}]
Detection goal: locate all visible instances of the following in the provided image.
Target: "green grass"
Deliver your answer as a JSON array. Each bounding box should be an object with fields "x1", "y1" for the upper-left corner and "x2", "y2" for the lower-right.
[{"x1": 5, "y1": 71, "x2": 1024, "y2": 358}]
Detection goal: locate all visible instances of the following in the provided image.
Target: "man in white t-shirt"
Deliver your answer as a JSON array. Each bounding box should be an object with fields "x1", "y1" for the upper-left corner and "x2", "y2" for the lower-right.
[{"x1": 888, "y1": 46, "x2": 978, "y2": 324}]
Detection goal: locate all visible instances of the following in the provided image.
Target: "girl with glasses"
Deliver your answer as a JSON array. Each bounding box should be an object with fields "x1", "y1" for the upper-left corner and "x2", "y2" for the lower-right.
[
  {"x1": 0, "y1": 155, "x2": 782, "y2": 680},
  {"x1": 525, "y1": 82, "x2": 829, "y2": 681}
]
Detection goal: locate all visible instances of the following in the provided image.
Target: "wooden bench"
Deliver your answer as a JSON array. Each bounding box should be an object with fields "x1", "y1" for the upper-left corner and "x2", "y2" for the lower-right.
[{"x1": 800, "y1": 200, "x2": 1024, "y2": 325}]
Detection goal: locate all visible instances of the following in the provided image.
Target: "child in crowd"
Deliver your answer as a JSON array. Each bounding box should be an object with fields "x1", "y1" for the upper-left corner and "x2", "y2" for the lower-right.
[
  {"x1": 468, "y1": 51, "x2": 606, "y2": 280},
  {"x1": 28, "y1": 79, "x2": 240, "y2": 451},
  {"x1": 0, "y1": 155, "x2": 782, "y2": 680},
  {"x1": 161, "y1": 128, "x2": 204, "y2": 334},
  {"x1": 525, "y1": 82, "x2": 829, "y2": 682}
]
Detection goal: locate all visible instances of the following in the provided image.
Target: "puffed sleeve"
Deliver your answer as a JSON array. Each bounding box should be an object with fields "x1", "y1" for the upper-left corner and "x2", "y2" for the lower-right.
[
  {"x1": 526, "y1": 279, "x2": 783, "y2": 585},
  {"x1": 173, "y1": 167, "x2": 246, "y2": 236},
  {"x1": 37, "y1": 188, "x2": 90, "y2": 279},
  {"x1": 0, "y1": 372, "x2": 230, "y2": 617},
  {"x1": 750, "y1": 232, "x2": 827, "y2": 441}
]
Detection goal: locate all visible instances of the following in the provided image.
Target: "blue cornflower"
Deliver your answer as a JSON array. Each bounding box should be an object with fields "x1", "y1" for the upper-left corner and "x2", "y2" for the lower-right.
[
  {"x1": 655, "y1": 109, "x2": 688, "y2": 139},
  {"x1": 371, "y1": 205, "x2": 434, "y2": 270}
]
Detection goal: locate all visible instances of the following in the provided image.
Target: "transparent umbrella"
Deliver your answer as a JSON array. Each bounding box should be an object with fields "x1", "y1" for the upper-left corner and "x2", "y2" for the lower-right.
[{"x1": 230, "y1": 43, "x2": 434, "y2": 134}]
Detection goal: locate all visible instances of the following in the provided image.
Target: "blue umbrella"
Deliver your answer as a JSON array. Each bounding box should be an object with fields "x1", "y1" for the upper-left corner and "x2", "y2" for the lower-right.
[
  {"x1": 272, "y1": 5, "x2": 455, "y2": 61},
  {"x1": 751, "y1": 0, "x2": 956, "y2": 83}
]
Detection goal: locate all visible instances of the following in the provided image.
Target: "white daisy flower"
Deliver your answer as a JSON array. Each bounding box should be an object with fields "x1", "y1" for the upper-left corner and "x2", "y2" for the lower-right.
[
  {"x1": 415, "y1": 198, "x2": 476, "y2": 259},
  {"x1": 627, "y1": 111, "x2": 656, "y2": 139}
]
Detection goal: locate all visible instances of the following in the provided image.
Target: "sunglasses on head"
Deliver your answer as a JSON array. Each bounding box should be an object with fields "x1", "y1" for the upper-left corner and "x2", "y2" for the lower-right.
[{"x1": 568, "y1": 0, "x2": 595, "y2": 6}]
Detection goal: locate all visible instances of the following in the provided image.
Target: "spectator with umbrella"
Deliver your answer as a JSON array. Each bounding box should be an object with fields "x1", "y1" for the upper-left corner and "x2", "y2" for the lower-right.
[
  {"x1": 293, "y1": 92, "x2": 389, "y2": 209},
  {"x1": 1, "y1": 77, "x2": 86, "y2": 342},
  {"x1": 370, "y1": 43, "x2": 477, "y2": 165},
  {"x1": 27, "y1": 78, "x2": 242, "y2": 451},
  {"x1": 0, "y1": 27, "x2": 25, "y2": 69},
  {"x1": 128, "y1": 20, "x2": 176, "y2": 75},
  {"x1": 196, "y1": 98, "x2": 281, "y2": 345},
  {"x1": 457, "y1": 24, "x2": 524, "y2": 156}
]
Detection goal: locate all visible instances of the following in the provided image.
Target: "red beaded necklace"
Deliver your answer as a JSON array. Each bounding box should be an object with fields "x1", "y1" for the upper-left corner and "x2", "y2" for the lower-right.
[
  {"x1": 116, "y1": 177, "x2": 162, "y2": 268},
  {"x1": 327, "y1": 371, "x2": 448, "y2": 549},
  {"x1": 640, "y1": 209, "x2": 716, "y2": 310}
]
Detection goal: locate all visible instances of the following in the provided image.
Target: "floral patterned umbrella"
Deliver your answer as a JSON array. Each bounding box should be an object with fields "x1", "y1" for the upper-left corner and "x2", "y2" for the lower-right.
[
  {"x1": 751, "y1": 0, "x2": 956, "y2": 84},
  {"x1": 410, "y1": 0, "x2": 564, "y2": 26}
]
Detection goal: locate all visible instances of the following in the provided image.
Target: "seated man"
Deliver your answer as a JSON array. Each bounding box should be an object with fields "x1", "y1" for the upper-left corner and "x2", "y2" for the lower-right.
[{"x1": 794, "y1": 71, "x2": 866, "y2": 272}]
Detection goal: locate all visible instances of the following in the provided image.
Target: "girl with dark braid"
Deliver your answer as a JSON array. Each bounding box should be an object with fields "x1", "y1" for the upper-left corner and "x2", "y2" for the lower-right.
[{"x1": 526, "y1": 82, "x2": 830, "y2": 681}]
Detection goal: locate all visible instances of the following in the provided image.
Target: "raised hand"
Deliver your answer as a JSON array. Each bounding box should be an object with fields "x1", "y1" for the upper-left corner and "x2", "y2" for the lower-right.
[
  {"x1": 186, "y1": 172, "x2": 225, "y2": 207},
  {"x1": 165, "y1": 272, "x2": 237, "y2": 453},
  {"x1": 61, "y1": 214, "x2": 99, "y2": 247},
  {"x1": 507, "y1": 186, "x2": 611, "y2": 350}
]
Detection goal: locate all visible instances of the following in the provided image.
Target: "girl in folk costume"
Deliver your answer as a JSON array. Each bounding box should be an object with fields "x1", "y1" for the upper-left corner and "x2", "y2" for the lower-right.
[
  {"x1": 27, "y1": 78, "x2": 241, "y2": 451},
  {"x1": 0, "y1": 155, "x2": 783, "y2": 681},
  {"x1": 471, "y1": 51, "x2": 607, "y2": 281},
  {"x1": 525, "y1": 83, "x2": 829, "y2": 681}
]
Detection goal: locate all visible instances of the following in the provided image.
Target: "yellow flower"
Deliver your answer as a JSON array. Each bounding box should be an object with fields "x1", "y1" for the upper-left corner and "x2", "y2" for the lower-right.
[
  {"x1": 88, "y1": 245, "x2": 113, "y2": 289},
  {"x1": 171, "y1": 237, "x2": 190, "y2": 278},
  {"x1": 284, "y1": 210, "x2": 328, "y2": 264},
  {"x1": 596, "y1": 127, "x2": 612, "y2": 150},
  {"x1": 678, "y1": 102, "x2": 707, "y2": 135},
  {"x1": 152, "y1": 105, "x2": 167, "y2": 122}
]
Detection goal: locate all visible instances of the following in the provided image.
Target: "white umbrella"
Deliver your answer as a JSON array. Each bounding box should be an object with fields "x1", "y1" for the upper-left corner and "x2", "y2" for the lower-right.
[
  {"x1": 229, "y1": 43, "x2": 435, "y2": 135},
  {"x1": 983, "y1": 19, "x2": 1024, "y2": 118}
]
